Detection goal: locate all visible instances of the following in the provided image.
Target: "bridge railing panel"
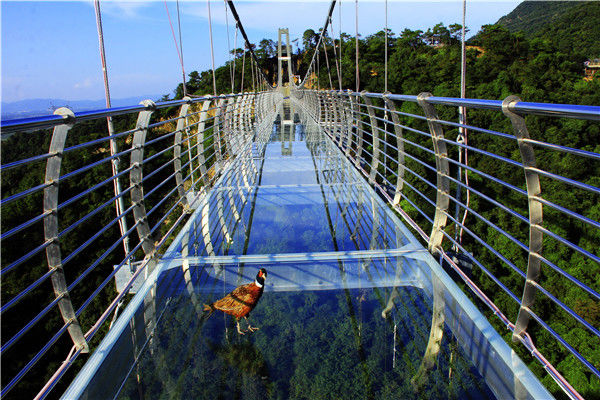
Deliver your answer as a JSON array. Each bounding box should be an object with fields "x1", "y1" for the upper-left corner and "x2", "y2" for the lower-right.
[
  {"x1": 298, "y1": 88, "x2": 600, "y2": 399},
  {"x1": 0, "y1": 92, "x2": 266, "y2": 399}
]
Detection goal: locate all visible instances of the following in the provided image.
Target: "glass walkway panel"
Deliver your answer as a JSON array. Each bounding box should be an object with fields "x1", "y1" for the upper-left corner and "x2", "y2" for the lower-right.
[{"x1": 62, "y1": 102, "x2": 552, "y2": 399}]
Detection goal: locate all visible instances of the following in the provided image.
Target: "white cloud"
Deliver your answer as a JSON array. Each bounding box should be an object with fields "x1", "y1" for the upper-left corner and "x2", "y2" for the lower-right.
[
  {"x1": 73, "y1": 77, "x2": 95, "y2": 90},
  {"x1": 87, "y1": 0, "x2": 153, "y2": 20}
]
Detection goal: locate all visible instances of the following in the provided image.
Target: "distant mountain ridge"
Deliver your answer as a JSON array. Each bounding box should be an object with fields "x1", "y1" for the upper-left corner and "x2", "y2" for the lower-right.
[
  {"x1": 1, "y1": 95, "x2": 163, "y2": 120},
  {"x1": 495, "y1": 1, "x2": 600, "y2": 57}
]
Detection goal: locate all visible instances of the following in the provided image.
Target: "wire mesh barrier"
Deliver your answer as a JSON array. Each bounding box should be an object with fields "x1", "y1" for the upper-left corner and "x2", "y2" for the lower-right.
[
  {"x1": 290, "y1": 88, "x2": 600, "y2": 400},
  {"x1": 1, "y1": 88, "x2": 598, "y2": 399},
  {"x1": 0, "y1": 91, "x2": 283, "y2": 399}
]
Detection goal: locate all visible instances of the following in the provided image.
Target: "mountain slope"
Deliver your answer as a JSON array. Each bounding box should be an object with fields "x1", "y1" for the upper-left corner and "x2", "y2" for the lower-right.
[
  {"x1": 496, "y1": 1, "x2": 600, "y2": 57},
  {"x1": 496, "y1": 1, "x2": 579, "y2": 36}
]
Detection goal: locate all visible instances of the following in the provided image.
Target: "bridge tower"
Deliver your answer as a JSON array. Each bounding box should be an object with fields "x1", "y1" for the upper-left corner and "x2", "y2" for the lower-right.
[{"x1": 277, "y1": 28, "x2": 294, "y2": 91}]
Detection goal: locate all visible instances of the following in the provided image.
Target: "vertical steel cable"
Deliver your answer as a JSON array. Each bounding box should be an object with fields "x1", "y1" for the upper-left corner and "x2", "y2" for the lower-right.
[
  {"x1": 176, "y1": 0, "x2": 187, "y2": 96},
  {"x1": 224, "y1": 0, "x2": 234, "y2": 92},
  {"x1": 322, "y1": 38, "x2": 334, "y2": 90},
  {"x1": 384, "y1": 0, "x2": 389, "y2": 157},
  {"x1": 233, "y1": 24, "x2": 239, "y2": 92},
  {"x1": 207, "y1": 0, "x2": 217, "y2": 95},
  {"x1": 241, "y1": 45, "x2": 246, "y2": 93},
  {"x1": 93, "y1": 0, "x2": 130, "y2": 262},
  {"x1": 384, "y1": 0, "x2": 388, "y2": 95},
  {"x1": 355, "y1": 0, "x2": 359, "y2": 92},
  {"x1": 457, "y1": 0, "x2": 469, "y2": 245},
  {"x1": 328, "y1": 16, "x2": 342, "y2": 91},
  {"x1": 317, "y1": 50, "x2": 320, "y2": 90},
  {"x1": 297, "y1": 0, "x2": 337, "y2": 88},
  {"x1": 339, "y1": 1, "x2": 342, "y2": 88},
  {"x1": 251, "y1": 55, "x2": 256, "y2": 92},
  {"x1": 224, "y1": 0, "x2": 273, "y2": 88},
  {"x1": 164, "y1": 0, "x2": 187, "y2": 97}
]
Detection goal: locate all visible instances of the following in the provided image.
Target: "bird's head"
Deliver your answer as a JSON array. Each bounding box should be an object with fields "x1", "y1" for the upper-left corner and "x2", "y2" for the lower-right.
[{"x1": 255, "y1": 268, "x2": 267, "y2": 287}]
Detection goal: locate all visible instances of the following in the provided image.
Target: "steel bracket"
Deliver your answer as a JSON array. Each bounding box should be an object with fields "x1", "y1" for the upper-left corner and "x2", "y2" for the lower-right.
[
  {"x1": 382, "y1": 92, "x2": 406, "y2": 206},
  {"x1": 130, "y1": 100, "x2": 157, "y2": 264},
  {"x1": 174, "y1": 97, "x2": 192, "y2": 210},
  {"x1": 361, "y1": 91, "x2": 381, "y2": 185},
  {"x1": 43, "y1": 107, "x2": 89, "y2": 353},
  {"x1": 417, "y1": 92, "x2": 450, "y2": 254},
  {"x1": 502, "y1": 95, "x2": 543, "y2": 342}
]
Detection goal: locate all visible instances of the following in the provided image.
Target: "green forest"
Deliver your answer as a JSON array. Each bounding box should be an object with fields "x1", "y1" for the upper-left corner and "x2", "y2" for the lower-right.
[
  {"x1": 2, "y1": 1, "x2": 599, "y2": 399},
  {"x1": 117, "y1": 288, "x2": 493, "y2": 400}
]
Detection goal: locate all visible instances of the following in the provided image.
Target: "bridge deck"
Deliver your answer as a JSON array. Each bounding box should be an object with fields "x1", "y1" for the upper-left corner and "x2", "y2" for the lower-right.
[{"x1": 63, "y1": 102, "x2": 552, "y2": 399}]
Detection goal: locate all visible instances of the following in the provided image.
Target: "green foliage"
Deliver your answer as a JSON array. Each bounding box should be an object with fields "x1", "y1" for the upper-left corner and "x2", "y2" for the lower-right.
[
  {"x1": 116, "y1": 288, "x2": 493, "y2": 400},
  {"x1": 495, "y1": 1, "x2": 600, "y2": 58}
]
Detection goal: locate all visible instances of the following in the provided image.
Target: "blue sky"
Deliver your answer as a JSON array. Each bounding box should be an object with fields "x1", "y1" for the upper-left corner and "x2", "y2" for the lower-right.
[{"x1": 1, "y1": 0, "x2": 521, "y2": 103}]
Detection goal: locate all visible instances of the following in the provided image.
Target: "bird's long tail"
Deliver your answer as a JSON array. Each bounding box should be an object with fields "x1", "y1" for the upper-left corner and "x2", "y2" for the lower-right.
[{"x1": 203, "y1": 303, "x2": 215, "y2": 318}]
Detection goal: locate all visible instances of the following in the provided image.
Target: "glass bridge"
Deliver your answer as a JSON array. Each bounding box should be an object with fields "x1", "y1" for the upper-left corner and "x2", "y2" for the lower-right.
[{"x1": 60, "y1": 101, "x2": 551, "y2": 399}]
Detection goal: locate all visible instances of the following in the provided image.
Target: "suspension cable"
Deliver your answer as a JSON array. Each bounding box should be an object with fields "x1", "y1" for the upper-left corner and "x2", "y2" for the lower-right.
[
  {"x1": 240, "y1": 45, "x2": 246, "y2": 93},
  {"x1": 322, "y1": 35, "x2": 334, "y2": 90},
  {"x1": 207, "y1": 0, "x2": 217, "y2": 95},
  {"x1": 456, "y1": 0, "x2": 469, "y2": 246},
  {"x1": 328, "y1": 16, "x2": 342, "y2": 91},
  {"x1": 176, "y1": 0, "x2": 186, "y2": 95},
  {"x1": 384, "y1": 0, "x2": 388, "y2": 94},
  {"x1": 93, "y1": 0, "x2": 130, "y2": 264},
  {"x1": 224, "y1": 0, "x2": 234, "y2": 92},
  {"x1": 164, "y1": 0, "x2": 187, "y2": 97},
  {"x1": 317, "y1": 50, "x2": 320, "y2": 90},
  {"x1": 338, "y1": 1, "x2": 342, "y2": 88},
  {"x1": 225, "y1": 0, "x2": 273, "y2": 87},
  {"x1": 233, "y1": 24, "x2": 238, "y2": 92},
  {"x1": 298, "y1": 0, "x2": 337, "y2": 88},
  {"x1": 355, "y1": 0, "x2": 359, "y2": 92},
  {"x1": 250, "y1": 53, "x2": 256, "y2": 92}
]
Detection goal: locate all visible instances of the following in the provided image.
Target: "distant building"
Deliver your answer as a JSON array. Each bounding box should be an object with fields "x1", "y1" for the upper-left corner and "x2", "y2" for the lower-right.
[{"x1": 584, "y1": 59, "x2": 600, "y2": 80}]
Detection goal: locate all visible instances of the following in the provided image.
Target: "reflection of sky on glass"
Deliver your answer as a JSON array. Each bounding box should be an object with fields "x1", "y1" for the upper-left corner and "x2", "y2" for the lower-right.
[{"x1": 184, "y1": 110, "x2": 408, "y2": 257}]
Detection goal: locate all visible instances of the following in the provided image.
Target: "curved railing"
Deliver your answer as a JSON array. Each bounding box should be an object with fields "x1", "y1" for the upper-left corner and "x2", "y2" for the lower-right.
[
  {"x1": 0, "y1": 91, "x2": 281, "y2": 399},
  {"x1": 1, "y1": 88, "x2": 598, "y2": 399},
  {"x1": 291, "y1": 88, "x2": 600, "y2": 399}
]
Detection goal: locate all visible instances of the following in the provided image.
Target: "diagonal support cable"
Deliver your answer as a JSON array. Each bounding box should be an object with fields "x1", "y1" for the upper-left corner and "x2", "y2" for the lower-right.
[
  {"x1": 298, "y1": 0, "x2": 337, "y2": 88},
  {"x1": 225, "y1": 0, "x2": 273, "y2": 88}
]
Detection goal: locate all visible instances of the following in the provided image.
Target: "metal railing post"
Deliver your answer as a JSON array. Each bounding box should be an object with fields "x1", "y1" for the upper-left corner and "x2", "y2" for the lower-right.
[
  {"x1": 329, "y1": 91, "x2": 341, "y2": 143},
  {"x1": 174, "y1": 97, "x2": 192, "y2": 211},
  {"x1": 345, "y1": 90, "x2": 355, "y2": 159},
  {"x1": 333, "y1": 91, "x2": 347, "y2": 147},
  {"x1": 195, "y1": 98, "x2": 213, "y2": 187},
  {"x1": 43, "y1": 107, "x2": 89, "y2": 353},
  {"x1": 417, "y1": 92, "x2": 450, "y2": 254},
  {"x1": 320, "y1": 92, "x2": 329, "y2": 129},
  {"x1": 382, "y1": 93, "x2": 406, "y2": 206},
  {"x1": 502, "y1": 95, "x2": 544, "y2": 342},
  {"x1": 353, "y1": 93, "x2": 365, "y2": 169},
  {"x1": 361, "y1": 91, "x2": 381, "y2": 186},
  {"x1": 213, "y1": 97, "x2": 226, "y2": 166},
  {"x1": 224, "y1": 97, "x2": 237, "y2": 156},
  {"x1": 130, "y1": 100, "x2": 157, "y2": 263}
]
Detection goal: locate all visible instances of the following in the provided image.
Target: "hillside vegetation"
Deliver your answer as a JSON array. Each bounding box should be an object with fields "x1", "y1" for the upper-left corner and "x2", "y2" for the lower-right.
[{"x1": 496, "y1": 1, "x2": 600, "y2": 57}]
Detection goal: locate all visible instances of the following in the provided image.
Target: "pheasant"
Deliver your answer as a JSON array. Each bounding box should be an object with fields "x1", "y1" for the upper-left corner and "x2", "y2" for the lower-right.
[{"x1": 204, "y1": 268, "x2": 267, "y2": 335}]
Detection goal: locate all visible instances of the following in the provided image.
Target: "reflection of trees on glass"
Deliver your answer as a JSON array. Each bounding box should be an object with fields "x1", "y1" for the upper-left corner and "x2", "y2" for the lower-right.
[{"x1": 118, "y1": 289, "x2": 493, "y2": 399}]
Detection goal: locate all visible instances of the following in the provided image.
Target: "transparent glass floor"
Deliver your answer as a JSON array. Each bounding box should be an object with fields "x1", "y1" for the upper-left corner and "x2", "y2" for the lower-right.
[{"x1": 63, "y1": 102, "x2": 553, "y2": 400}]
